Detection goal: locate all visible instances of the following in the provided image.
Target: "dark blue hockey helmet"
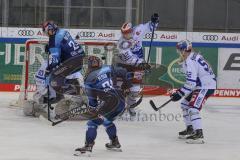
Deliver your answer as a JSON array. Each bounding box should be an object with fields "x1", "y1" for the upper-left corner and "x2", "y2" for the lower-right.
[{"x1": 42, "y1": 21, "x2": 58, "y2": 36}]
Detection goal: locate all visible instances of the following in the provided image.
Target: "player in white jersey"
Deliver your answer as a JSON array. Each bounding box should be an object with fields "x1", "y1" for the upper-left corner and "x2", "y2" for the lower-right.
[
  {"x1": 23, "y1": 59, "x2": 83, "y2": 118},
  {"x1": 115, "y1": 13, "x2": 159, "y2": 116},
  {"x1": 170, "y1": 40, "x2": 216, "y2": 144}
]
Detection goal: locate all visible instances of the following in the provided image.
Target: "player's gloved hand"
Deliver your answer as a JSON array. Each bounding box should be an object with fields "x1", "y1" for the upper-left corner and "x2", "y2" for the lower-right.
[
  {"x1": 45, "y1": 67, "x2": 51, "y2": 77},
  {"x1": 138, "y1": 63, "x2": 151, "y2": 71},
  {"x1": 151, "y1": 13, "x2": 159, "y2": 23},
  {"x1": 88, "y1": 105, "x2": 98, "y2": 115},
  {"x1": 170, "y1": 90, "x2": 185, "y2": 102},
  {"x1": 121, "y1": 81, "x2": 132, "y2": 90}
]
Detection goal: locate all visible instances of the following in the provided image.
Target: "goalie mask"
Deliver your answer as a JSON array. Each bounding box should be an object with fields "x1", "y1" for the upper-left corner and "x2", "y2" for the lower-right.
[
  {"x1": 42, "y1": 21, "x2": 58, "y2": 36},
  {"x1": 121, "y1": 22, "x2": 133, "y2": 40},
  {"x1": 176, "y1": 40, "x2": 192, "y2": 62}
]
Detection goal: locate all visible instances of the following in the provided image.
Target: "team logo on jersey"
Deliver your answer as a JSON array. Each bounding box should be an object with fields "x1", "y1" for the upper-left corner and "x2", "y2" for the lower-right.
[{"x1": 167, "y1": 58, "x2": 185, "y2": 84}]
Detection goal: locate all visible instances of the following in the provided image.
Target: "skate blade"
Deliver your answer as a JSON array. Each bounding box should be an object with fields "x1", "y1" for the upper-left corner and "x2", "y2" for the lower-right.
[
  {"x1": 73, "y1": 151, "x2": 92, "y2": 157},
  {"x1": 178, "y1": 135, "x2": 187, "y2": 139},
  {"x1": 186, "y1": 138, "x2": 205, "y2": 144},
  {"x1": 106, "y1": 147, "x2": 122, "y2": 152}
]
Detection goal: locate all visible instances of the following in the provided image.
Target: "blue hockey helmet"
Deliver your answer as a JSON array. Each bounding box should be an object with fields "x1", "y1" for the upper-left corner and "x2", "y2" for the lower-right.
[
  {"x1": 176, "y1": 40, "x2": 192, "y2": 52},
  {"x1": 42, "y1": 21, "x2": 58, "y2": 36}
]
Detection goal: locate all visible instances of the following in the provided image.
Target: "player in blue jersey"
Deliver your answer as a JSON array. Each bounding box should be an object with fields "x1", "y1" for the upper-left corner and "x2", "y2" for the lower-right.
[
  {"x1": 42, "y1": 21, "x2": 85, "y2": 98},
  {"x1": 74, "y1": 56, "x2": 132, "y2": 155}
]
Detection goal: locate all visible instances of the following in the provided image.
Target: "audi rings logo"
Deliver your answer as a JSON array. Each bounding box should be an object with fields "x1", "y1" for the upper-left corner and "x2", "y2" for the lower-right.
[
  {"x1": 79, "y1": 31, "x2": 95, "y2": 38},
  {"x1": 144, "y1": 33, "x2": 157, "y2": 39},
  {"x1": 18, "y1": 30, "x2": 34, "y2": 36},
  {"x1": 202, "y1": 35, "x2": 219, "y2": 41}
]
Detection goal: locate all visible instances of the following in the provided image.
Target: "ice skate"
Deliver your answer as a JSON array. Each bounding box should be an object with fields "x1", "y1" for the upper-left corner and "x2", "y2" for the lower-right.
[
  {"x1": 105, "y1": 137, "x2": 122, "y2": 152},
  {"x1": 74, "y1": 142, "x2": 94, "y2": 156},
  {"x1": 186, "y1": 129, "x2": 204, "y2": 144},
  {"x1": 178, "y1": 125, "x2": 194, "y2": 139},
  {"x1": 128, "y1": 107, "x2": 136, "y2": 117}
]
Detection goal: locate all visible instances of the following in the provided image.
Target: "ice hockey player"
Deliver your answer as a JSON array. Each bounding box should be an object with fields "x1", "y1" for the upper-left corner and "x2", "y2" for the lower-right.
[
  {"x1": 74, "y1": 56, "x2": 132, "y2": 155},
  {"x1": 170, "y1": 40, "x2": 216, "y2": 144},
  {"x1": 42, "y1": 21, "x2": 85, "y2": 101},
  {"x1": 22, "y1": 59, "x2": 83, "y2": 118},
  {"x1": 23, "y1": 21, "x2": 85, "y2": 117},
  {"x1": 115, "y1": 13, "x2": 159, "y2": 116}
]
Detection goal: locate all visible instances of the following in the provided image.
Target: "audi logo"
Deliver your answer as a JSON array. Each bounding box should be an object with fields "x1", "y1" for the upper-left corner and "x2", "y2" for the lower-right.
[
  {"x1": 79, "y1": 31, "x2": 95, "y2": 38},
  {"x1": 18, "y1": 30, "x2": 34, "y2": 36},
  {"x1": 144, "y1": 33, "x2": 157, "y2": 39},
  {"x1": 202, "y1": 35, "x2": 218, "y2": 41}
]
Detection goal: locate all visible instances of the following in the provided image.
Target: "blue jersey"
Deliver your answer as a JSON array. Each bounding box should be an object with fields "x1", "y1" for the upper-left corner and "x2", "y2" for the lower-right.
[
  {"x1": 84, "y1": 65, "x2": 114, "y2": 108},
  {"x1": 48, "y1": 29, "x2": 84, "y2": 69},
  {"x1": 84, "y1": 65, "x2": 132, "y2": 109}
]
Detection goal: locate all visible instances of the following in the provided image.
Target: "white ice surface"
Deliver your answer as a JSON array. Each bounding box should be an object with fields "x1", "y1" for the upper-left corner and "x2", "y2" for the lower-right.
[{"x1": 0, "y1": 92, "x2": 240, "y2": 160}]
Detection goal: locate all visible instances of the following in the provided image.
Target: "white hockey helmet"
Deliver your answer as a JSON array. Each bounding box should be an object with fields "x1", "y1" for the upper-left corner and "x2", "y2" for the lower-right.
[
  {"x1": 121, "y1": 22, "x2": 133, "y2": 34},
  {"x1": 176, "y1": 39, "x2": 192, "y2": 62},
  {"x1": 176, "y1": 40, "x2": 192, "y2": 52}
]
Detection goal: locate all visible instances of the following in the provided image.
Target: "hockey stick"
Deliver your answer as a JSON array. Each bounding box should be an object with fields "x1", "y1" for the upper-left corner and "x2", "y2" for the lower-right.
[
  {"x1": 46, "y1": 50, "x2": 54, "y2": 121},
  {"x1": 146, "y1": 22, "x2": 156, "y2": 64},
  {"x1": 52, "y1": 103, "x2": 88, "y2": 126},
  {"x1": 149, "y1": 99, "x2": 172, "y2": 111}
]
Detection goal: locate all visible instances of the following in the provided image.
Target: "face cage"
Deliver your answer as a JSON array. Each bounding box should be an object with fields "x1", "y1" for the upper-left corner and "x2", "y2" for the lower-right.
[{"x1": 122, "y1": 32, "x2": 133, "y2": 40}]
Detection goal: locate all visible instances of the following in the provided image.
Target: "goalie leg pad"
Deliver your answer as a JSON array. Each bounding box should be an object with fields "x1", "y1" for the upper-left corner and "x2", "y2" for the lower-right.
[{"x1": 23, "y1": 100, "x2": 42, "y2": 117}]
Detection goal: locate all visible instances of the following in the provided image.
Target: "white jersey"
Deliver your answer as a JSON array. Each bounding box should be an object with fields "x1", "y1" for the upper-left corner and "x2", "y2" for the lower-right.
[
  {"x1": 114, "y1": 45, "x2": 144, "y2": 67},
  {"x1": 118, "y1": 21, "x2": 158, "y2": 59},
  {"x1": 180, "y1": 52, "x2": 216, "y2": 95}
]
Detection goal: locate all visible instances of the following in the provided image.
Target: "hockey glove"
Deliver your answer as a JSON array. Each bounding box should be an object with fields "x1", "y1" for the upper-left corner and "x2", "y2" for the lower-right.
[
  {"x1": 170, "y1": 90, "x2": 185, "y2": 102},
  {"x1": 151, "y1": 13, "x2": 159, "y2": 23},
  {"x1": 45, "y1": 44, "x2": 49, "y2": 53},
  {"x1": 45, "y1": 66, "x2": 51, "y2": 77}
]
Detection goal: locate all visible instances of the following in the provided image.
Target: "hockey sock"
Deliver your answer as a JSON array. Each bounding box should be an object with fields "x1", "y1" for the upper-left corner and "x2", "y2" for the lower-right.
[
  {"x1": 180, "y1": 102, "x2": 191, "y2": 127},
  {"x1": 86, "y1": 125, "x2": 97, "y2": 144},
  {"x1": 188, "y1": 108, "x2": 202, "y2": 130},
  {"x1": 104, "y1": 122, "x2": 117, "y2": 140}
]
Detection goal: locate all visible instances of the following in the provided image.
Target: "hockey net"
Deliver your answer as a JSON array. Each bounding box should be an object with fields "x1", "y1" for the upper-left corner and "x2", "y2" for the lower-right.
[{"x1": 15, "y1": 39, "x2": 117, "y2": 106}]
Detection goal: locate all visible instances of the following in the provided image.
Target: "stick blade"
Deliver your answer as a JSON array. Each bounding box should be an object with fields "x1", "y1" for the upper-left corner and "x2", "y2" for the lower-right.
[{"x1": 149, "y1": 100, "x2": 159, "y2": 111}]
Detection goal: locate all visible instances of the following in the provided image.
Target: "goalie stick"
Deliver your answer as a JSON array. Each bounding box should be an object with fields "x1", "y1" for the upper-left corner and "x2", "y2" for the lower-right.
[
  {"x1": 46, "y1": 50, "x2": 54, "y2": 122},
  {"x1": 52, "y1": 103, "x2": 88, "y2": 126},
  {"x1": 149, "y1": 99, "x2": 172, "y2": 111}
]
